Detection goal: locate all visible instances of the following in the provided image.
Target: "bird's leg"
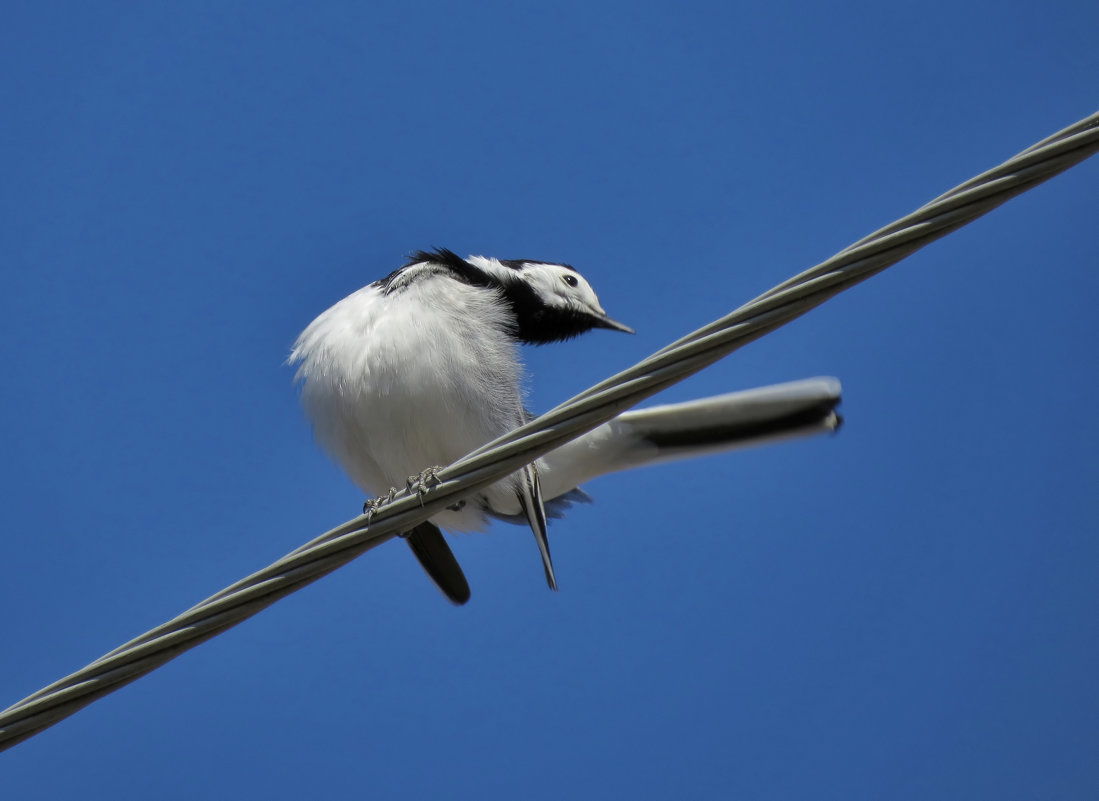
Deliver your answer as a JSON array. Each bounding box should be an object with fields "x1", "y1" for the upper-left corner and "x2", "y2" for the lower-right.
[
  {"x1": 363, "y1": 467, "x2": 442, "y2": 532},
  {"x1": 406, "y1": 466, "x2": 444, "y2": 506},
  {"x1": 363, "y1": 487, "x2": 399, "y2": 523}
]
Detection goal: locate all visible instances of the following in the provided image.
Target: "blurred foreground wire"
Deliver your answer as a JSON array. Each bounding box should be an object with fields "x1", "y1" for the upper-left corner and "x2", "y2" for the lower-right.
[{"x1": 2, "y1": 110, "x2": 1096, "y2": 752}]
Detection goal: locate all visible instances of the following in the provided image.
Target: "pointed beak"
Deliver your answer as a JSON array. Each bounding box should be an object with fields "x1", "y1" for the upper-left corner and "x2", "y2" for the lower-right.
[{"x1": 592, "y1": 313, "x2": 635, "y2": 335}]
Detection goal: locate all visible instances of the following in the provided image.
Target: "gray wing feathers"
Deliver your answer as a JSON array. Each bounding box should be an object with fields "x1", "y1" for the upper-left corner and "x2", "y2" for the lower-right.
[
  {"x1": 537, "y1": 377, "x2": 842, "y2": 498},
  {"x1": 413, "y1": 378, "x2": 840, "y2": 600}
]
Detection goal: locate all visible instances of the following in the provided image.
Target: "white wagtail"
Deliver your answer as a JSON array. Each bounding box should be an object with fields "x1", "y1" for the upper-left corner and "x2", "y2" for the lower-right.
[{"x1": 290, "y1": 249, "x2": 841, "y2": 604}]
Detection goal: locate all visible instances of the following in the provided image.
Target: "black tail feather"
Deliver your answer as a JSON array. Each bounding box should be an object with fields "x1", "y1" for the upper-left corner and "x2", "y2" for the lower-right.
[{"x1": 405, "y1": 522, "x2": 471, "y2": 605}]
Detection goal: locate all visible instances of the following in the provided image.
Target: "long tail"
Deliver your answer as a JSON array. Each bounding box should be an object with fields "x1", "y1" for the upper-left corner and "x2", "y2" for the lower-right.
[{"x1": 517, "y1": 463, "x2": 557, "y2": 591}]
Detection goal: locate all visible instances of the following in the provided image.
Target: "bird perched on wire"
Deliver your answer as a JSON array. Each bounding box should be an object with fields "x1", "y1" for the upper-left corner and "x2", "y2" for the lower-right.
[{"x1": 290, "y1": 248, "x2": 841, "y2": 604}]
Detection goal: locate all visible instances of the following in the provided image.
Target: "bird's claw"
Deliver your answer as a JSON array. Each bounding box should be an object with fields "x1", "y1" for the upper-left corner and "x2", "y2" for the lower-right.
[
  {"x1": 363, "y1": 487, "x2": 399, "y2": 523},
  {"x1": 406, "y1": 466, "x2": 443, "y2": 504},
  {"x1": 363, "y1": 468, "x2": 441, "y2": 525}
]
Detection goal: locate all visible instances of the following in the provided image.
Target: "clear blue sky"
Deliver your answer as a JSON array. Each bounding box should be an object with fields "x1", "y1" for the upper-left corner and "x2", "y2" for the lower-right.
[{"x1": 2, "y1": 2, "x2": 1097, "y2": 798}]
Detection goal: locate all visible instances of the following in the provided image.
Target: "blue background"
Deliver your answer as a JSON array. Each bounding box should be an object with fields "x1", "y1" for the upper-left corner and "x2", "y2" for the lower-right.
[{"x1": 3, "y1": 2, "x2": 1097, "y2": 798}]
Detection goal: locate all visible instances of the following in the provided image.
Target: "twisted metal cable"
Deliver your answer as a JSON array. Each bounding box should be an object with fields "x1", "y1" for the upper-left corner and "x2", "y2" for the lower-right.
[{"x1": 2, "y1": 110, "x2": 1097, "y2": 752}]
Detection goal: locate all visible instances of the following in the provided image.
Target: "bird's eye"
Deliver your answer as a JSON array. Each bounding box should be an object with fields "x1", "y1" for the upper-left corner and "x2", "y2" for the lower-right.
[{"x1": 562, "y1": 274, "x2": 579, "y2": 288}]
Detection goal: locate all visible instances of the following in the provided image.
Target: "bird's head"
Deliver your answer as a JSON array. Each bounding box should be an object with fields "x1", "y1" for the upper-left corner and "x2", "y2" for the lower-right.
[{"x1": 490, "y1": 258, "x2": 634, "y2": 344}]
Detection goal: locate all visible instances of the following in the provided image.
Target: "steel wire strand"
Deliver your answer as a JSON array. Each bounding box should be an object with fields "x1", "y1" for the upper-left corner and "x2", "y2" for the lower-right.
[{"x1": 1, "y1": 110, "x2": 1096, "y2": 752}]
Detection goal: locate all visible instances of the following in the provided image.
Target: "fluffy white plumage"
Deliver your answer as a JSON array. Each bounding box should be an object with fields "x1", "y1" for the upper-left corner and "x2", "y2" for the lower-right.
[
  {"x1": 291, "y1": 261, "x2": 530, "y2": 531},
  {"x1": 290, "y1": 249, "x2": 841, "y2": 603}
]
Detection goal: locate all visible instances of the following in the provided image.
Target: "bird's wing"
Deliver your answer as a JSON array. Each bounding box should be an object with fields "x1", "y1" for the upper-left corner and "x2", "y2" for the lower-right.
[
  {"x1": 536, "y1": 377, "x2": 843, "y2": 500},
  {"x1": 517, "y1": 462, "x2": 557, "y2": 591},
  {"x1": 404, "y1": 522, "x2": 471, "y2": 605}
]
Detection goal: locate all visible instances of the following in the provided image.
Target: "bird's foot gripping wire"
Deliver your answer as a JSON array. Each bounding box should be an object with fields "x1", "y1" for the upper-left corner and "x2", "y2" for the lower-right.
[
  {"x1": 362, "y1": 487, "x2": 399, "y2": 523},
  {"x1": 406, "y1": 466, "x2": 444, "y2": 506}
]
